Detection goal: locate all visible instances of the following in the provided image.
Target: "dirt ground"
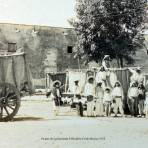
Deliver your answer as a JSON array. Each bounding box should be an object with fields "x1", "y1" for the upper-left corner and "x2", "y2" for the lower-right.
[{"x1": 0, "y1": 95, "x2": 148, "y2": 148}]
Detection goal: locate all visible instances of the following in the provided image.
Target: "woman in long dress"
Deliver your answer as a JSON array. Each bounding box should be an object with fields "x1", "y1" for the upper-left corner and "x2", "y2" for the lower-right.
[{"x1": 95, "y1": 82, "x2": 104, "y2": 117}]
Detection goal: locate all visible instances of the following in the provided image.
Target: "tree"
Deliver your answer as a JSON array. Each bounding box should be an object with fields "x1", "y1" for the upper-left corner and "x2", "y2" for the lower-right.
[{"x1": 71, "y1": 0, "x2": 147, "y2": 67}]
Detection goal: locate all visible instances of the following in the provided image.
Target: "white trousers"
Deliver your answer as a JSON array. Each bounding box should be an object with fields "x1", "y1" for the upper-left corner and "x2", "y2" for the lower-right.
[
  {"x1": 113, "y1": 97, "x2": 124, "y2": 116},
  {"x1": 53, "y1": 101, "x2": 60, "y2": 116},
  {"x1": 145, "y1": 105, "x2": 148, "y2": 118},
  {"x1": 95, "y1": 99, "x2": 104, "y2": 116},
  {"x1": 87, "y1": 101, "x2": 95, "y2": 116}
]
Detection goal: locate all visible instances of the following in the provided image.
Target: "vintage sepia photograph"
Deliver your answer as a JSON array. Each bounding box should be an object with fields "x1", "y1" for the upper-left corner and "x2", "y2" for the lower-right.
[{"x1": 0, "y1": 0, "x2": 148, "y2": 148}]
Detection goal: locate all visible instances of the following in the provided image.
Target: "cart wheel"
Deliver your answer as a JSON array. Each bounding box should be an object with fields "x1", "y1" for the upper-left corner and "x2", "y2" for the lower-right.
[{"x1": 0, "y1": 83, "x2": 20, "y2": 121}]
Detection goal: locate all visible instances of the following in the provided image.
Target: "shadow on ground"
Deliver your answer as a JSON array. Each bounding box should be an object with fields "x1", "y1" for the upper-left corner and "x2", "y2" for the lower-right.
[{"x1": 12, "y1": 116, "x2": 46, "y2": 122}]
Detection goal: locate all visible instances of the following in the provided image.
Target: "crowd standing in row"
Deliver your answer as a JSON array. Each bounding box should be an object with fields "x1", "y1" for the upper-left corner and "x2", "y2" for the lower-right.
[
  {"x1": 83, "y1": 76, "x2": 148, "y2": 118},
  {"x1": 51, "y1": 55, "x2": 148, "y2": 118}
]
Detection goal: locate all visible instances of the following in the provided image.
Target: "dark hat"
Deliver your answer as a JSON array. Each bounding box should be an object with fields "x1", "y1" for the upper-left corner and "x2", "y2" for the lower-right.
[
  {"x1": 114, "y1": 81, "x2": 121, "y2": 87},
  {"x1": 100, "y1": 66, "x2": 105, "y2": 71},
  {"x1": 97, "y1": 81, "x2": 103, "y2": 84},
  {"x1": 87, "y1": 76, "x2": 94, "y2": 81},
  {"x1": 136, "y1": 67, "x2": 141, "y2": 72},
  {"x1": 74, "y1": 80, "x2": 79, "y2": 83},
  {"x1": 105, "y1": 87, "x2": 110, "y2": 91}
]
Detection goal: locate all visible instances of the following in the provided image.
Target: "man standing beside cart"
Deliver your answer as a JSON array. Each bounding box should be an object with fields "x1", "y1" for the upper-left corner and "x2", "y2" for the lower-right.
[{"x1": 52, "y1": 80, "x2": 63, "y2": 116}]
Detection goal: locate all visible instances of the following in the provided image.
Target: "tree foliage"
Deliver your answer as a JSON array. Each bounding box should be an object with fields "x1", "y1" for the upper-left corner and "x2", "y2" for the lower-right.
[{"x1": 71, "y1": 0, "x2": 147, "y2": 67}]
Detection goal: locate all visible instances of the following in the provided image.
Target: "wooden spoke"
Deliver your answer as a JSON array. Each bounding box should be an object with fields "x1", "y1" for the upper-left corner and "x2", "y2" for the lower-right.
[
  {"x1": 7, "y1": 94, "x2": 17, "y2": 100},
  {"x1": 4, "y1": 107, "x2": 10, "y2": 116},
  {"x1": 7, "y1": 105, "x2": 15, "y2": 110},
  {"x1": 0, "y1": 83, "x2": 20, "y2": 121},
  {"x1": 0, "y1": 107, "x2": 3, "y2": 118}
]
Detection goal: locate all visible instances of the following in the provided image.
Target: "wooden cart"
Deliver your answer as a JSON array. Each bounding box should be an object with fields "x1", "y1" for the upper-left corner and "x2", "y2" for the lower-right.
[{"x1": 0, "y1": 52, "x2": 33, "y2": 121}]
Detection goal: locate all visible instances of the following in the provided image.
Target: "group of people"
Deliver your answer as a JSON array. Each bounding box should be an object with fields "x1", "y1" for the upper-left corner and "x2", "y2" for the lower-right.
[
  {"x1": 82, "y1": 75, "x2": 148, "y2": 118},
  {"x1": 81, "y1": 77, "x2": 124, "y2": 117},
  {"x1": 50, "y1": 55, "x2": 148, "y2": 118}
]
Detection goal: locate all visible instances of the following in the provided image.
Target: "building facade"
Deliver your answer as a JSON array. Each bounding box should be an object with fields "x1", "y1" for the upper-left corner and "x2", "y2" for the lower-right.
[
  {"x1": 0, "y1": 23, "x2": 147, "y2": 87},
  {"x1": 0, "y1": 23, "x2": 79, "y2": 80}
]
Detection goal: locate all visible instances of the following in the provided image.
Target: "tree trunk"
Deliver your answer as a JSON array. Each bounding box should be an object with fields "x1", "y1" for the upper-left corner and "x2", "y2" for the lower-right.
[
  {"x1": 116, "y1": 58, "x2": 120, "y2": 68},
  {"x1": 119, "y1": 57, "x2": 123, "y2": 68}
]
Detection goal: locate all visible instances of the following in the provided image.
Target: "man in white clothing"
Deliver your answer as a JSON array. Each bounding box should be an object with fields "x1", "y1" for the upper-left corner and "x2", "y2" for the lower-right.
[
  {"x1": 128, "y1": 67, "x2": 144, "y2": 84},
  {"x1": 72, "y1": 80, "x2": 83, "y2": 116},
  {"x1": 72, "y1": 80, "x2": 81, "y2": 98},
  {"x1": 84, "y1": 76, "x2": 95, "y2": 117},
  {"x1": 128, "y1": 82, "x2": 139, "y2": 117}
]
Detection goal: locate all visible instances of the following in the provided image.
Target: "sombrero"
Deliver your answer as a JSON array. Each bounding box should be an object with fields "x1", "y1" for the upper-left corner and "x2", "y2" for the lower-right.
[{"x1": 53, "y1": 80, "x2": 61, "y2": 87}]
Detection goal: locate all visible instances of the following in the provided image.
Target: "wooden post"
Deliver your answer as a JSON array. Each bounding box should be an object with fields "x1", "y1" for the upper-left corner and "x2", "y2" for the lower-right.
[{"x1": 65, "y1": 70, "x2": 68, "y2": 92}]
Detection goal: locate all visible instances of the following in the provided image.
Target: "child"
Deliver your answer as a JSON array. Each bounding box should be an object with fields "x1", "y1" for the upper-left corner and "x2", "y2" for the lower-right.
[
  {"x1": 145, "y1": 92, "x2": 148, "y2": 118},
  {"x1": 103, "y1": 87, "x2": 112, "y2": 116},
  {"x1": 112, "y1": 81, "x2": 124, "y2": 117}
]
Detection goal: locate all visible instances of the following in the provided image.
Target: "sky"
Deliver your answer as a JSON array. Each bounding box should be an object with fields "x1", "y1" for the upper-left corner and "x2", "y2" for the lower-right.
[{"x1": 0, "y1": 0, "x2": 76, "y2": 28}]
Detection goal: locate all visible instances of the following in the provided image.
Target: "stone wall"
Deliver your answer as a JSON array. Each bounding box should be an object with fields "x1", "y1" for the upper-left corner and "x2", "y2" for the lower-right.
[{"x1": 0, "y1": 23, "x2": 78, "y2": 79}]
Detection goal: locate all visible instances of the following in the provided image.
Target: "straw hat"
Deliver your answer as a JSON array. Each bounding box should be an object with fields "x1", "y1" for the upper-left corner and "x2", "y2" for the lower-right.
[{"x1": 53, "y1": 80, "x2": 61, "y2": 87}]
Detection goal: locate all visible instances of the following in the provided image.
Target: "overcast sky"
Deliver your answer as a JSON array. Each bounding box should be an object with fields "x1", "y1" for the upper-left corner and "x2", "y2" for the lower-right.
[{"x1": 0, "y1": 0, "x2": 76, "y2": 28}]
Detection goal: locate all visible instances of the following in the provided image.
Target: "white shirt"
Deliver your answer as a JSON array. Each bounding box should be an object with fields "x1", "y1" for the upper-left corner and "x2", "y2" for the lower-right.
[
  {"x1": 145, "y1": 92, "x2": 148, "y2": 105},
  {"x1": 95, "y1": 87, "x2": 104, "y2": 99},
  {"x1": 72, "y1": 85, "x2": 81, "y2": 95},
  {"x1": 56, "y1": 89, "x2": 61, "y2": 97},
  {"x1": 145, "y1": 98, "x2": 148, "y2": 105},
  {"x1": 128, "y1": 87, "x2": 139, "y2": 98},
  {"x1": 112, "y1": 87, "x2": 123, "y2": 98},
  {"x1": 96, "y1": 71, "x2": 107, "y2": 82},
  {"x1": 84, "y1": 83, "x2": 94, "y2": 96},
  {"x1": 103, "y1": 92, "x2": 112, "y2": 102},
  {"x1": 129, "y1": 69, "x2": 144, "y2": 83}
]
